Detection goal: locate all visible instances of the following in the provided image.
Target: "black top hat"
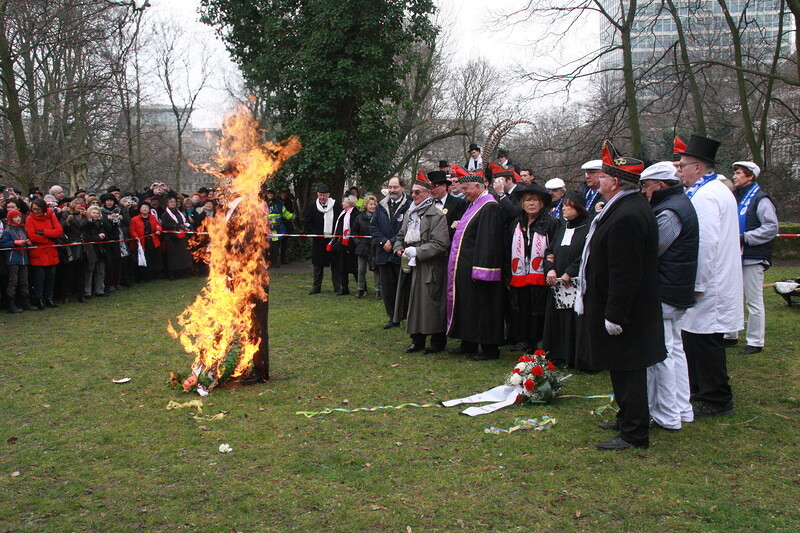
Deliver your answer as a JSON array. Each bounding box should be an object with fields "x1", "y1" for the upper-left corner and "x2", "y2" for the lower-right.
[
  {"x1": 317, "y1": 184, "x2": 330, "y2": 194},
  {"x1": 427, "y1": 171, "x2": 449, "y2": 185},
  {"x1": 512, "y1": 183, "x2": 552, "y2": 209},
  {"x1": 438, "y1": 160, "x2": 449, "y2": 168},
  {"x1": 678, "y1": 134, "x2": 720, "y2": 164},
  {"x1": 468, "y1": 143, "x2": 480, "y2": 152},
  {"x1": 99, "y1": 193, "x2": 117, "y2": 205}
]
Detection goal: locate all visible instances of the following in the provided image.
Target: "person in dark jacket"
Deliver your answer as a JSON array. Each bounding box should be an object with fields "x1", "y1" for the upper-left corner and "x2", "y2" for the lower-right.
[
  {"x1": 57, "y1": 198, "x2": 88, "y2": 302},
  {"x1": 304, "y1": 185, "x2": 342, "y2": 294},
  {"x1": 429, "y1": 171, "x2": 466, "y2": 242},
  {"x1": 505, "y1": 184, "x2": 560, "y2": 353},
  {"x1": 0, "y1": 210, "x2": 36, "y2": 312},
  {"x1": 329, "y1": 195, "x2": 360, "y2": 295},
  {"x1": 640, "y1": 161, "x2": 699, "y2": 430},
  {"x1": 575, "y1": 142, "x2": 666, "y2": 451},
  {"x1": 161, "y1": 195, "x2": 193, "y2": 280},
  {"x1": 353, "y1": 194, "x2": 380, "y2": 299},
  {"x1": 370, "y1": 176, "x2": 411, "y2": 329},
  {"x1": 83, "y1": 206, "x2": 111, "y2": 298},
  {"x1": 542, "y1": 191, "x2": 591, "y2": 369},
  {"x1": 99, "y1": 193, "x2": 130, "y2": 291}
]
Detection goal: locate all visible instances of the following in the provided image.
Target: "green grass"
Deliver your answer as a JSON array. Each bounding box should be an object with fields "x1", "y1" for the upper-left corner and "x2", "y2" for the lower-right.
[{"x1": 1, "y1": 265, "x2": 799, "y2": 531}]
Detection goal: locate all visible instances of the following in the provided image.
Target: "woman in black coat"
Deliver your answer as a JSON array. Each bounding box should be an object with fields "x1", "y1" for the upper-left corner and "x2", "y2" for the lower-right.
[
  {"x1": 56, "y1": 198, "x2": 88, "y2": 302},
  {"x1": 542, "y1": 191, "x2": 592, "y2": 369},
  {"x1": 504, "y1": 184, "x2": 560, "y2": 352},
  {"x1": 83, "y1": 206, "x2": 111, "y2": 298},
  {"x1": 161, "y1": 196, "x2": 193, "y2": 280}
]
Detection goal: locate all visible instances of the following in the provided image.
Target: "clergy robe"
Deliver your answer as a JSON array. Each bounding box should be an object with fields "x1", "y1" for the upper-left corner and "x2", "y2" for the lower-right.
[{"x1": 446, "y1": 192, "x2": 505, "y2": 345}]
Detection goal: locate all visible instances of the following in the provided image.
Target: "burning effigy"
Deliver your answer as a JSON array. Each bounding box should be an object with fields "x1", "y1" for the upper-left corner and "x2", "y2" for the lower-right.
[{"x1": 168, "y1": 107, "x2": 300, "y2": 395}]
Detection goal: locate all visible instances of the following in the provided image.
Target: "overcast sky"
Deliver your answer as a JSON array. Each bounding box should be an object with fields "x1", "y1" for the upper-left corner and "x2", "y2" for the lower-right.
[{"x1": 148, "y1": 0, "x2": 598, "y2": 127}]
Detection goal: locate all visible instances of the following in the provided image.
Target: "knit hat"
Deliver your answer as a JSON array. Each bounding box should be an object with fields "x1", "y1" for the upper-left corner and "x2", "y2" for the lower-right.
[{"x1": 6, "y1": 209, "x2": 22, "y2": 223}]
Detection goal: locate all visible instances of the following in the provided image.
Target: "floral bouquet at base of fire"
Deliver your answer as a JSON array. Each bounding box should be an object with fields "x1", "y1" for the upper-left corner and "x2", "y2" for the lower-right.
[
  {"x1": 168, "y1": 349, "x2": 238, "y2": 396},
  {"x1": 507, "y1": 350, "x2": 566, "y2": 404}
]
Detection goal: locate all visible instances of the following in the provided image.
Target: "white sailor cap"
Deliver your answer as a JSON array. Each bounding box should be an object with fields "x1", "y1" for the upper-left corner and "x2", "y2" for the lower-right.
[
  {"x1": 544, "y1": 178, "x2": 566, "y2": 190},
  {"x1": 581, "y1": 159, "x2": 603, "y2": 171},
  {"x1": 732, "y1": 161, "x2": 760, "y2": 178},
  {"x1": 639, "y1": 161, "x2": 678, "y2": 182}
]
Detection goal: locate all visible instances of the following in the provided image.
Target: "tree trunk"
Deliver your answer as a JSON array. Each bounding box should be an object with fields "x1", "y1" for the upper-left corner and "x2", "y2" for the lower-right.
[
  {"x1": 0, "y1": 3, "x2": 32, "y2": 186},
  {"x1": 620, "y1": 2, "x2": 642, "y2": 156},
  {"x1": 665, "y1": 0, "x2": 707, "y2": 135}
]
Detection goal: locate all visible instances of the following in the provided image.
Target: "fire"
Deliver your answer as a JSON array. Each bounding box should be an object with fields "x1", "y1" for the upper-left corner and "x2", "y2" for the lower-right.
[{"x1": 168, "y1": 107, "x2": 300, "y2": 389}]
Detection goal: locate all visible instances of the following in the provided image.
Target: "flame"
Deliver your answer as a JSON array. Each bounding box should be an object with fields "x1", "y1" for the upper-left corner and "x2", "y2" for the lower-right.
[{"x1": 168, "y1": 106, "x2": 300, "y2": 383}]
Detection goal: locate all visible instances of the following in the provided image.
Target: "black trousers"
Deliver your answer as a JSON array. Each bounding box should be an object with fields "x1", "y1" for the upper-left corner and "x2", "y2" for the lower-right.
[
  {"x1": 682, "y1": 331, "x2": 733, "y2": 408},
  {"x1": 312, "y1": 265, "x2": 341, "y2": 293},
  {"x1": 378, "y1": 263, "x2": 401, "y2": 320},
  {"x1": 411, "y1": 331, "x2": 446, "y2": 349},
  {"x1": 610, "y1": 368, "x2": 650, "y2": 445}
]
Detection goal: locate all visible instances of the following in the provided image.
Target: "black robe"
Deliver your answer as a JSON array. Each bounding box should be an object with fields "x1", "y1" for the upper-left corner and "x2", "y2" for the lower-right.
[
  {"x1": 580, "y1": 192, "x2": 666, "y2": 371},
  {"x1": 542, "y1": 215, "x2": 591, "y2": 369},
  {"x1": 446, "y1": 193, "x2": 505, "y2": 345},
  {"x1": 161, "y1": 208, "x2": 193, "y2": 272},
  {"x1": 304, "y1": 200, "x2": 342, "y2": 267}
]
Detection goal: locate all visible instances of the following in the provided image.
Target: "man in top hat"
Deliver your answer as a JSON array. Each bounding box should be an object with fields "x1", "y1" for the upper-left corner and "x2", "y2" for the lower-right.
[
  {"x1": 393, "y1": 171, "x2": 450, "y2": 354},
  {"x1": 438, "y1": 160, "x2": 450, "y2": 175},
  {"x1": 466, "y1": 143, "x2": 483, "y2": 173},
  {"x1": 497, "y1": 149, "x2": 521, "y2": 174},
  {"x1": 676, "y1": 134, "x2": 743, "y2": 418},
  {"x1": 371, "y1": 176, "x2": 412, "y2": 329},
  {"x1": 545, "y1": 178, "x2": 566, "y2": 220},
  {"x1": 429, "y1": 170, "x2": 466, "y2": 241},
  {"x1": 727, "y1": 160, "x2": 778, "y2": 354},
  {"x1": 575, "y1": 141, "x2": 665, "y2": 450},
  {"x1": 640, "y1": 161, "x2": 699, "y2": 430},
  {"x1": 580, "y1": 159, "x2": 606, "y2": 216},
  {"x1": 304, "y1": 184, "x2": 343, "y2": 295}
]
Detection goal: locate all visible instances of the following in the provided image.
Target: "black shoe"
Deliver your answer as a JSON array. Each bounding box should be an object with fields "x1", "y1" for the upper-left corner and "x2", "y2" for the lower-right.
[
  {"x1": 21, "y1": 301, "x2": 36, "y2": 311},
  {"x1": 241, "y1": 373, "x2": 268, "y2": 385},
  {"x1": 405, "y1": 344, "x2": 424, "y2": 353},
  {"x1": 424, "y1": 345, "x2": 445, "y2": 354},
  {"x1": 509, "y1": 342, "x2": 529, "y2": 352},
  {"x1": 722, "y1": 338, "x2": 738, "y2": 347},
  {"x1": 649, "y1": 420, "x2": 679, "y2": 430},
  {"x1": 598, "y1": 420, "x2": 619, "y2": 431},
  {"x1": 36, "y1": 300, "x2": 46, "y2": 310},
  {"x1": 93, "y1": 293, "x2": 107, "y2": 298},
  {"x1": 307, "y1": 288, "x2": 321, "y2": 295},
  {"x1": 382, "y1": 321, "x2": 399, "y2": 330},
  {"x1": 447, "y1": 344, "x2": 477, "y2": 355},
  {"x1": 739, "y1": 345, "x2": 763, "y2": 354},
  {"x1": 472, "y1": 352, "x2": 500, "y2": 361},
  {"x1": 7, "y1": 303, "x2": 22, "y2": 314},
  {"x1": 336, "y1": 290, "x2": 350, "y2": 296},
  {"x1": 595, "y1": 436, "x2": 648, "y2": 450},
  {"x1": 45, "y1": 299, "x2": 58, "y2": 308},
  {"x1": 693, "y1": 403, "x2": 735, "y2": 418}
]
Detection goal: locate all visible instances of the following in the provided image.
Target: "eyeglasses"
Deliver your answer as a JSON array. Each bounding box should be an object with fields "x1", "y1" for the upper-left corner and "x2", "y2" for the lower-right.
[
  {"x1": 411, "y1": 189, "x2": 427, "y2": 195},
  {"x1": 677, "y1": 161, "x2": 699, "y2": 169}
]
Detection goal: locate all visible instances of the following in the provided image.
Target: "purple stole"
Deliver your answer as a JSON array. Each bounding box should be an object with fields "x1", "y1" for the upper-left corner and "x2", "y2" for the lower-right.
[{"x1": 446, "y1": 193, "x2": 497, "y2": 331}]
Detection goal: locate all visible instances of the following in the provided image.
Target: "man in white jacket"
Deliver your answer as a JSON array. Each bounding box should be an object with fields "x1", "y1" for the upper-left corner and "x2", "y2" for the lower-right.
[{"x1": 677, "y1": 135, "x2": 743, "y2": 418}]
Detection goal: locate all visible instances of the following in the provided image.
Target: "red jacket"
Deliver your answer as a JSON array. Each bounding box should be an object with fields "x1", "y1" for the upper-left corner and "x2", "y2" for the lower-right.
[
  {"x1": 129, "y1": 214, "x2": 162, "y2": 250},
  {"x1": 25, "y1": 209, "x2": 64, "y2": 266}
]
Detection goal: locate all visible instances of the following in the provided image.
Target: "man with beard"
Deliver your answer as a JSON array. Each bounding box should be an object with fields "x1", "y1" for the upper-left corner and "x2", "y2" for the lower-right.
[
  {"x1": 576, "y1": 141, "x2": 665, "y2": 450},
  {"x1": 370, "y1": 176, "x2": 411, "y2": 329},
  {"x1": 393, "y1": 172, "x2": 450, "y2": 353},
  {"x1": 446, "y1": 173, "x2": 505, "y2": 360},
  {"x1": 304, "y1": 185, "x2": 342, "y2": 295}
]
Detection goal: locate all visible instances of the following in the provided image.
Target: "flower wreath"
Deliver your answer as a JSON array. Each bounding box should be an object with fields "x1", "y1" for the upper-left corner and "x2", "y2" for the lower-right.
[{"x1": 507, "y1": 350, "x2": 565, "y2": 404}]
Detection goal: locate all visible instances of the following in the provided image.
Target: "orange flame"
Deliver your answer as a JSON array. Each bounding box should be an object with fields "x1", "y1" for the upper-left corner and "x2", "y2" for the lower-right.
[{"x1": 168, "y1": 106, "x2": 300, "y2": 382}]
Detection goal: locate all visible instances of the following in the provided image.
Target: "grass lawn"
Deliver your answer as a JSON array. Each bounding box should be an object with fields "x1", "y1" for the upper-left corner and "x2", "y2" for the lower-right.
[{"x1": 1, "y1": 263, "x2": 798, "y2": 531}]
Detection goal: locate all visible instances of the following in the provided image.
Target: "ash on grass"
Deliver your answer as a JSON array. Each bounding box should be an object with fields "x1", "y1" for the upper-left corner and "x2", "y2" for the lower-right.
[{"x1": 0, "y1": 268, "x2": 799, "y2": 531}]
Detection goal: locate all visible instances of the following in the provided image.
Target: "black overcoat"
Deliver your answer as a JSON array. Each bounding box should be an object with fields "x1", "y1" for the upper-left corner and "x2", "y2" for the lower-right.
[
  {"x1": 580, "y1": 192, "x2": 666, "y2": 371},
  {"x1": 303, "y1": 200, "x2": 342, "y2": 267}
]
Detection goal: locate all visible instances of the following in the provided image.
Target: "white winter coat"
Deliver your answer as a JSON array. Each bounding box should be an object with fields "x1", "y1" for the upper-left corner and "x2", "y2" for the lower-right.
[{"x1": 682, "y1": 178, "x2": 744, "y2": 334}]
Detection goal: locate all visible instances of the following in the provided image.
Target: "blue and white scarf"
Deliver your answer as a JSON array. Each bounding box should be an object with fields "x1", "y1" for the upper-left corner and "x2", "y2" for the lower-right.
[
  {"x1": 584, "y1": 188, "x2": 599, "y2": 208},
  {"x1": 737, "y1": 182, "x2": 760, "y2": 234},
  {"x1": 685, "y1": 172, "x2": 717, "y2": 199},
  {"x1": 551, "y1": 197, "x2": 563, "y2": 219}
]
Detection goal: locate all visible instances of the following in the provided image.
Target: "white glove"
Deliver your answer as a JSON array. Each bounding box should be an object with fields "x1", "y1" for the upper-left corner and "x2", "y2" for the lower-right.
[
  {"x1": 403, "y1": 247, "x2": 417, "y2": 259},
  {"x1": 605, "y1": 319, "x2": 623, "y2": 336}
]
